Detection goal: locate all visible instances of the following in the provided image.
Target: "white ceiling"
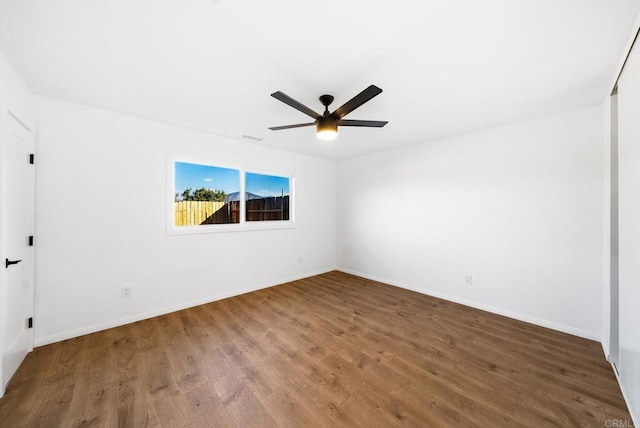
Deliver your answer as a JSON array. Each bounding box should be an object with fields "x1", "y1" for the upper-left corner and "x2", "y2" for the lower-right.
[{"x1": 1, "y1": 0, "x2": 638, "y2": 160}]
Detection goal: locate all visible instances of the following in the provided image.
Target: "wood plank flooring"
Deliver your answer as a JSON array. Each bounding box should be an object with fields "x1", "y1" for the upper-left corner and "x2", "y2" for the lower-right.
[{"x1": 0, "y1": 271, "x2": 631, "y2": 427}]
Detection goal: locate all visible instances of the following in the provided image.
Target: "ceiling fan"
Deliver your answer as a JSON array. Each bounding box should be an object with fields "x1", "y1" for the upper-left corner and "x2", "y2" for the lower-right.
[{"x1": 269, "y1": 85, "x2": 388, "y2": 141}]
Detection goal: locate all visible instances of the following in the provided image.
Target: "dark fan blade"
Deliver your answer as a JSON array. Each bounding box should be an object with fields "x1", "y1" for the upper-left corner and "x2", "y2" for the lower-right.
[
  {"x1": 269, "y1": 122, "x2": 316, "y2": 131},
  {"x1": 271, "y1": 92, "x2": 321, "y2": 120},
  {"x1": 331, "y1": 85, "x2": 383, "y2": 119},
  {"x1": 338, "y1": 119, "x2": 388, "y2": 127}
]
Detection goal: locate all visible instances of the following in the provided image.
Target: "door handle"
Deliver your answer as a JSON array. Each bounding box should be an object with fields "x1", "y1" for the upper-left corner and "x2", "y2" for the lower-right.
[{"x1": 5, "y1": 259, "x2": 22, "y2": 268}]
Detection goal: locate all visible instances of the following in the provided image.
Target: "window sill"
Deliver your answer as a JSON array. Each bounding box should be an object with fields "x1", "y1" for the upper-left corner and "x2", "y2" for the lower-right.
[{"x1": 166, "y1": 221, "x2": 296, "y2": 235}]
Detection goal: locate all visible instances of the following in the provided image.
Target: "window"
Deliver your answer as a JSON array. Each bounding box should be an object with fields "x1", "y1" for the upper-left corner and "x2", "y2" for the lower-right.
[
  {"x1": 168, "y1": 155, "x2": 294, "y2": 234},
  {"x1": 174, "y1": 161, "x2": 240, "y2": 226},
  {"x1": 245, "y1": 172, "x2": 290, "y2": 222}
]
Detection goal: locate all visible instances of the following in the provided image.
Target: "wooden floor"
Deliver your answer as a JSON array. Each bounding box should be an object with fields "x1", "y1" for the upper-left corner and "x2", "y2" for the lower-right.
[{"x1": 0, "y1": 271, "x2": 631, "y2": 427}]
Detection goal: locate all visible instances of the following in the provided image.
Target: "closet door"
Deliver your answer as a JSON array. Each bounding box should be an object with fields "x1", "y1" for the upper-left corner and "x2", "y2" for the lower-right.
[{"x1": 618, "y1": 37, "x2": 640, "y2": 421}]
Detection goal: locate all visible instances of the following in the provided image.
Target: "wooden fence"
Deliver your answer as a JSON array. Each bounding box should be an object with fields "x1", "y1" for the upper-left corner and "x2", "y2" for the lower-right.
[
  {"x1": 200, "y1": 201, "x2": 240, "y2": 225},
  {"x1": 246, "y1": 196, "x2": 289, "y2": 221},
  {"x1": 174, "y1": 196, "x2": 289, "y2": 226},
  {"x1": 174, "y1": 201, "x2": 225, "y2": 226}
]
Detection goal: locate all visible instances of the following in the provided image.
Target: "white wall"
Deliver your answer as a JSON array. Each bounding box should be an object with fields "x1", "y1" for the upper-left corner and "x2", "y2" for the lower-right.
[
  {"x1": 337, "y1": 105, "x2": 604, "y2": 339},
  {"x1": 34, "y1": 97, "x2": 336, "y2": 346},
  {"x1": 0, "y1": 52, "x2": 33, "y2": 126}
]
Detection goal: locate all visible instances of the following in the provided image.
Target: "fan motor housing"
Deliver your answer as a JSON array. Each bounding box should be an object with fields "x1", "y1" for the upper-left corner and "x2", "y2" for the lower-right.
[{"x1": 316, "y1": 115, "x2": 337, "y2": 133}]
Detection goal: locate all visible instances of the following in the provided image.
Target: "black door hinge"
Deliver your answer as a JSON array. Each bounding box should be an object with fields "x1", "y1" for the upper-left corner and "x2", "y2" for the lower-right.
[
  {"x1": 28, "y1": 236, "x2": 34, "y2": 246},
  {"x1": 29, "y1": 154, "x2": 34, "y2": 165},
  {"x1": 27, "y1": 317, "x2": 33, "y2": 329}
]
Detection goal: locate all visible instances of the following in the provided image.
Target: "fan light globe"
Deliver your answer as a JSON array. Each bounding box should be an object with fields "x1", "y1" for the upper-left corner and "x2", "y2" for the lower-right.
[
  {"x1": 316, "y1": 116, "x2": 338, "y2": 141},
  {"x1": 317, "y1": 129, "x2": 338, "y2": 141}
]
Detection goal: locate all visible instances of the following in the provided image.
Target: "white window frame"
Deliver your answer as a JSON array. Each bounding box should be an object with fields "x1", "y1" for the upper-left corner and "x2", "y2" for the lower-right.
[{"x1": 166, "y1": 152, "x2": 295, "y2": 235}]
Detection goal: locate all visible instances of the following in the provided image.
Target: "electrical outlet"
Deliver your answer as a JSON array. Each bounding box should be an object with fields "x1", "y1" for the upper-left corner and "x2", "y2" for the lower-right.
[
  {"x1": 465, "y1": 275, "x2": 473, "y2": 285},
  {"x1": 121, "y1": 286, "x2": 132, "y2": 299}
]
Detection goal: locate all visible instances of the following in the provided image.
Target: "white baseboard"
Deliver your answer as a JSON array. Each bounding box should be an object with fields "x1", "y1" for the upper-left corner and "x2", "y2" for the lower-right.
[
  {"x1": 337, "y1": 267, "x2": 600, "y2": 341},
  {"x1": 2, "y1": 327, "x2": 33, "y2": 395},
  {"x1": 610, "y1": 362, "x2": 639, "y2": 428},
  {"x1": 34, "y1": 267, "x2": 335, "y2": 347},
  {"x1": 602, "y1": 341, "x2": 611, "y2": 362},
  {"x1": 35, "y1": 266, "x2": 599, "y2": 345}
]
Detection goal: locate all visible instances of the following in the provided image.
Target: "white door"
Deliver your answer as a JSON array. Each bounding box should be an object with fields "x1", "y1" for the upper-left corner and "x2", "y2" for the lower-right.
[{"x1": 0, "y1": 111, "x2": 35, "y2": 397}]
